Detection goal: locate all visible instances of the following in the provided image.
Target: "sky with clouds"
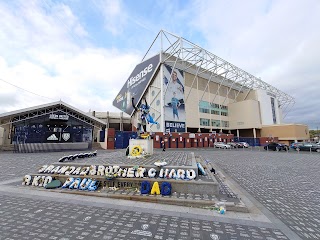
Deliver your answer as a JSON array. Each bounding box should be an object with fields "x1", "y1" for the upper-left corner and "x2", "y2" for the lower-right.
[{"x1": 0, "y1": 0, "x2": 319, "y2": 129}]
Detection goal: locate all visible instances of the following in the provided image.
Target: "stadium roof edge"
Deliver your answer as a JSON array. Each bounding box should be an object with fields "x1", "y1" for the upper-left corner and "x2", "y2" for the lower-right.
[
  {"x1": 0, "y1": 100, "x2": 106, "y2": 127},
  {"x1": 142, "y1": 30, "x2": 295, "y2": 115}
]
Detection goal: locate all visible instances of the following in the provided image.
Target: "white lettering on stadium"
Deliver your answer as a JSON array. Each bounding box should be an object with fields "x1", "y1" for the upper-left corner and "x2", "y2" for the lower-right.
[
  {"x1": 166, "y1": 122, "x2": 185, "y2": 128},
  {"x1": 127, "y1": 64, "x2": 153, "y2": 88},
  {"x1": 49, "y1": 114, "x2": 69, "y2": 121}
]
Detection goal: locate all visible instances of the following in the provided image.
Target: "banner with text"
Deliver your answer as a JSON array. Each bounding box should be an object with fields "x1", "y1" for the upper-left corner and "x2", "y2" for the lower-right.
[
  {"x1": 165, "y1": 121, "x2": 186, "y2": 133},
  {"x1": 113, "y1": 54, "x2": 160, "y2": 115},
  {"x1": 163, "y1": 65, "x2": 186, "y2": 132}
]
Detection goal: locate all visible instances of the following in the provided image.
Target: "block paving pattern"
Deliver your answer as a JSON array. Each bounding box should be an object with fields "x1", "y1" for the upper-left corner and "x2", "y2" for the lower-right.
[
  {"x1": 214, "y1": 173, "x2": 239, "y2": 201},
  {"x1": 2, "y1": 149, "x2": 315, "y2": 239},
  {"x1": 201, "y1": 150, "x2": 320, "y2": 240},
  {"x1": 0, "y1": 194, "x2": 288, "y2": 240},
  {"x1": 0, "y1": 150, "x2": 191, "y2": 182},
  {"x1": 69, "y1": 151, "x2": 192, "y2": 166}
]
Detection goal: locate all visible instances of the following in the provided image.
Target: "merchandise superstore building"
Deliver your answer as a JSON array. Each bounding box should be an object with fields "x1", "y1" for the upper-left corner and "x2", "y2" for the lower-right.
[
  {"x1": 0, "y1": 101, "x2": 105, "y2": 152},
  {"x1": 113, "y1": 30, "x2": 309, "y2": 144}
]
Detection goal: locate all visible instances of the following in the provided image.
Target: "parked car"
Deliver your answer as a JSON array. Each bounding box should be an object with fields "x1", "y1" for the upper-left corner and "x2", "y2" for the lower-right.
[
  {"x1": 227, "y1": 142, "x2": 238, "y2": 148},
  {"x1": 236, "y1": 142, "x2": 250, "y2": 148},
  {"x1": 290, "y1": 142, "x2": 303, "y2": 149},
  {"x1": 295, "y1": 143, "x2": 320, "y2": 152},
  {"x1": 234, "y1": 142, "x2": 244, "y2": 148},
  {"x1": 264, "y1": 143, "x2": 289, "y2": 151},
  {"x1": 214, "y1": 142, "x2": 231, "y2": 149}
]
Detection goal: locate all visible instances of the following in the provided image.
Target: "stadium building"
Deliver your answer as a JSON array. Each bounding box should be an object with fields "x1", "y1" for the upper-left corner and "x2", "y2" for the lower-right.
[
  {"x1": 0, "y1": 30, "x2": 309, "y2": 151},
  {"x1": 113, "y1": 30, "x2": 309, "y2": 145}
]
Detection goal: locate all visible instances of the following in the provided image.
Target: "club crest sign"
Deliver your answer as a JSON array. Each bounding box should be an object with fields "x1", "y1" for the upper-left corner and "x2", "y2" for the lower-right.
[
  {"x1": 210, "y1": 233, "x2": 220, "y2": 240},
  {"x1": 131, "y1": 223, "x2": 152, "y2": 237},
  {"x1": 62, "y1": 133, "x2": 70, "y2": 141},
  {"x1": 47, "y1": 134, "x2": 58, "y2": 141},
  {"x1": 49, "y1": 114, "x2": 69, "y2": 121},
  {"x1": 141, "y1": 224, "x2": 149, "y2": 230}
]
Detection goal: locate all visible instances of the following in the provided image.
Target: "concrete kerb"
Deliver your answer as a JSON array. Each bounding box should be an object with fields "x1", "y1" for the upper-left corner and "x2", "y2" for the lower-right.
[
  {"x1": 206, "y1": 161, "x2": 261, "y2": 213},
  {"x1": 44, "y1": 188, "x2": 217, "y2": 208},
  {"x1": 13, "y1": 182, "x2": 249, "y2": 212},
  {"x1": 197, "y1": 155, "x2": 249, "y2": 213},
  {"x1": 28, "y1": 172, "x2": 219, "y2": 194}
]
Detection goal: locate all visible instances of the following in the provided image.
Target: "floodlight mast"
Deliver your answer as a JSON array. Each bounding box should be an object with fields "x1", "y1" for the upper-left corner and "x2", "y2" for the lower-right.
[{"x1": 142, "y1": 30, "x2": 294, "y2": 118}]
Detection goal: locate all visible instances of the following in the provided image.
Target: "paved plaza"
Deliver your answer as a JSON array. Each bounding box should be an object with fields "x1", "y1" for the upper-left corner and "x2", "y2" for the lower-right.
[
  {"x1": 0, "y1": 149, "x2": 319, "y2": 239},
  {"x1": 201, "y1": 149, "x2": 320, "y2": 240}
]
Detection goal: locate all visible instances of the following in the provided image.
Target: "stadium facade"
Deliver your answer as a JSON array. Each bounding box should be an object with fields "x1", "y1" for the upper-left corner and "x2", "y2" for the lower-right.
[
  {"x1": 0, "y1": 31, "x2": 309, "y2": 150},
  {"x1": 113, "y1": 30, "x2": 309, "y2": 144}
]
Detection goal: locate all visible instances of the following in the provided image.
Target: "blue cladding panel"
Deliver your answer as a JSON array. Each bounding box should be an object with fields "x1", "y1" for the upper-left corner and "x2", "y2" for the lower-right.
[
  {"x1": 115, "y1": 131, "x2": 124, "y2": 149},
  {"x1": 99, "y1": 130, "x2": 105, "y2": 142},
  {"x1": 115, "y1": 131, "x2": 138, "y2": 149}
]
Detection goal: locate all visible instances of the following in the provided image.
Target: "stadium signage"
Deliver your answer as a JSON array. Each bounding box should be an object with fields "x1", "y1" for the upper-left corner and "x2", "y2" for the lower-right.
[
  {"x1": 113, "y1": 54, "x2": 160, "y2": 115},
  {"x1": 49, "y1": 114, "x2": 69, "y2": 121},
  {"x1": 115, "y1": 94, "x2": 123, "y2": 103},
  {"x1": 127, "y1": 64, "x2": 153, "y2": 88},
  {"x1": 166, "y1": 122, "x2": 185, "y2": 128},
  {"x1": 165, "y1": 121, "x2": 186, "y2": 133}
]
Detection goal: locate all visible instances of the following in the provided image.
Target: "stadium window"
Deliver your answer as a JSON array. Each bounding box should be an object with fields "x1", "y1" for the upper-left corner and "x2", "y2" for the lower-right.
[
  {"x1": 200, "y1": 118, "x2": 210, "y2": 126},
  {"x1": 199, "y1": 100, "x2": 210, "y2": 108},
  {"x1": 211, "y1": 110, "x2": 220, "y2": 115},
  {"x1": 199, "y1": 107, "x2": 209, "y2": 114},
  {"x1": 214, "y1": 103, "x2": 220, "y2": 109},
  {"x1": 222, "y1": 121, "x2": 229, "y2": 127},
  {"x1": 211, "y1": 120, "x2": 220, "y2": 127}
]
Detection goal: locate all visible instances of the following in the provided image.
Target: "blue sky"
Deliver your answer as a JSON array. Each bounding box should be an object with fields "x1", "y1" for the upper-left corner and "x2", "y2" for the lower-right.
[{"x1": 0, "y1": 0, "x2": 319, "y2": 129}]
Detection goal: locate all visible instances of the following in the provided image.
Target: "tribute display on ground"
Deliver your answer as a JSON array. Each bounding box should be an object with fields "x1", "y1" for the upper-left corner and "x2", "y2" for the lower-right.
[
  {"x1": 20, "y1": 149, "x2": 226, "y2": 201},
  {"x1": 20, "y1": 143, "x2": 243, "y2": 215}
]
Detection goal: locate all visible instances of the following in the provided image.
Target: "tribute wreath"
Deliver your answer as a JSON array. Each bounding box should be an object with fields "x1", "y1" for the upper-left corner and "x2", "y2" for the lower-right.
[{"x1": 131, "y1": 145, "x2": 142, "y2": 156}]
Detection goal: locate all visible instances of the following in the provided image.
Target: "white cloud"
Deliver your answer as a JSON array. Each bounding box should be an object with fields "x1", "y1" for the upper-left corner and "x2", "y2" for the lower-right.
[
  {"x1": 188, "y1": 0, "x2": 320, "y2": 128},
  {"x1": 0, "y1": 1, "x2": 82, "y2": 64},
  {"x1": 92, "y1": 0, "x2": 127, "y2": 35},
  {"x1": 0, "y1": 48, "x2": 140, "y2": 112},
  {"x1": 0, "y1": 0, "x2": 140, "y2": 115}
]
